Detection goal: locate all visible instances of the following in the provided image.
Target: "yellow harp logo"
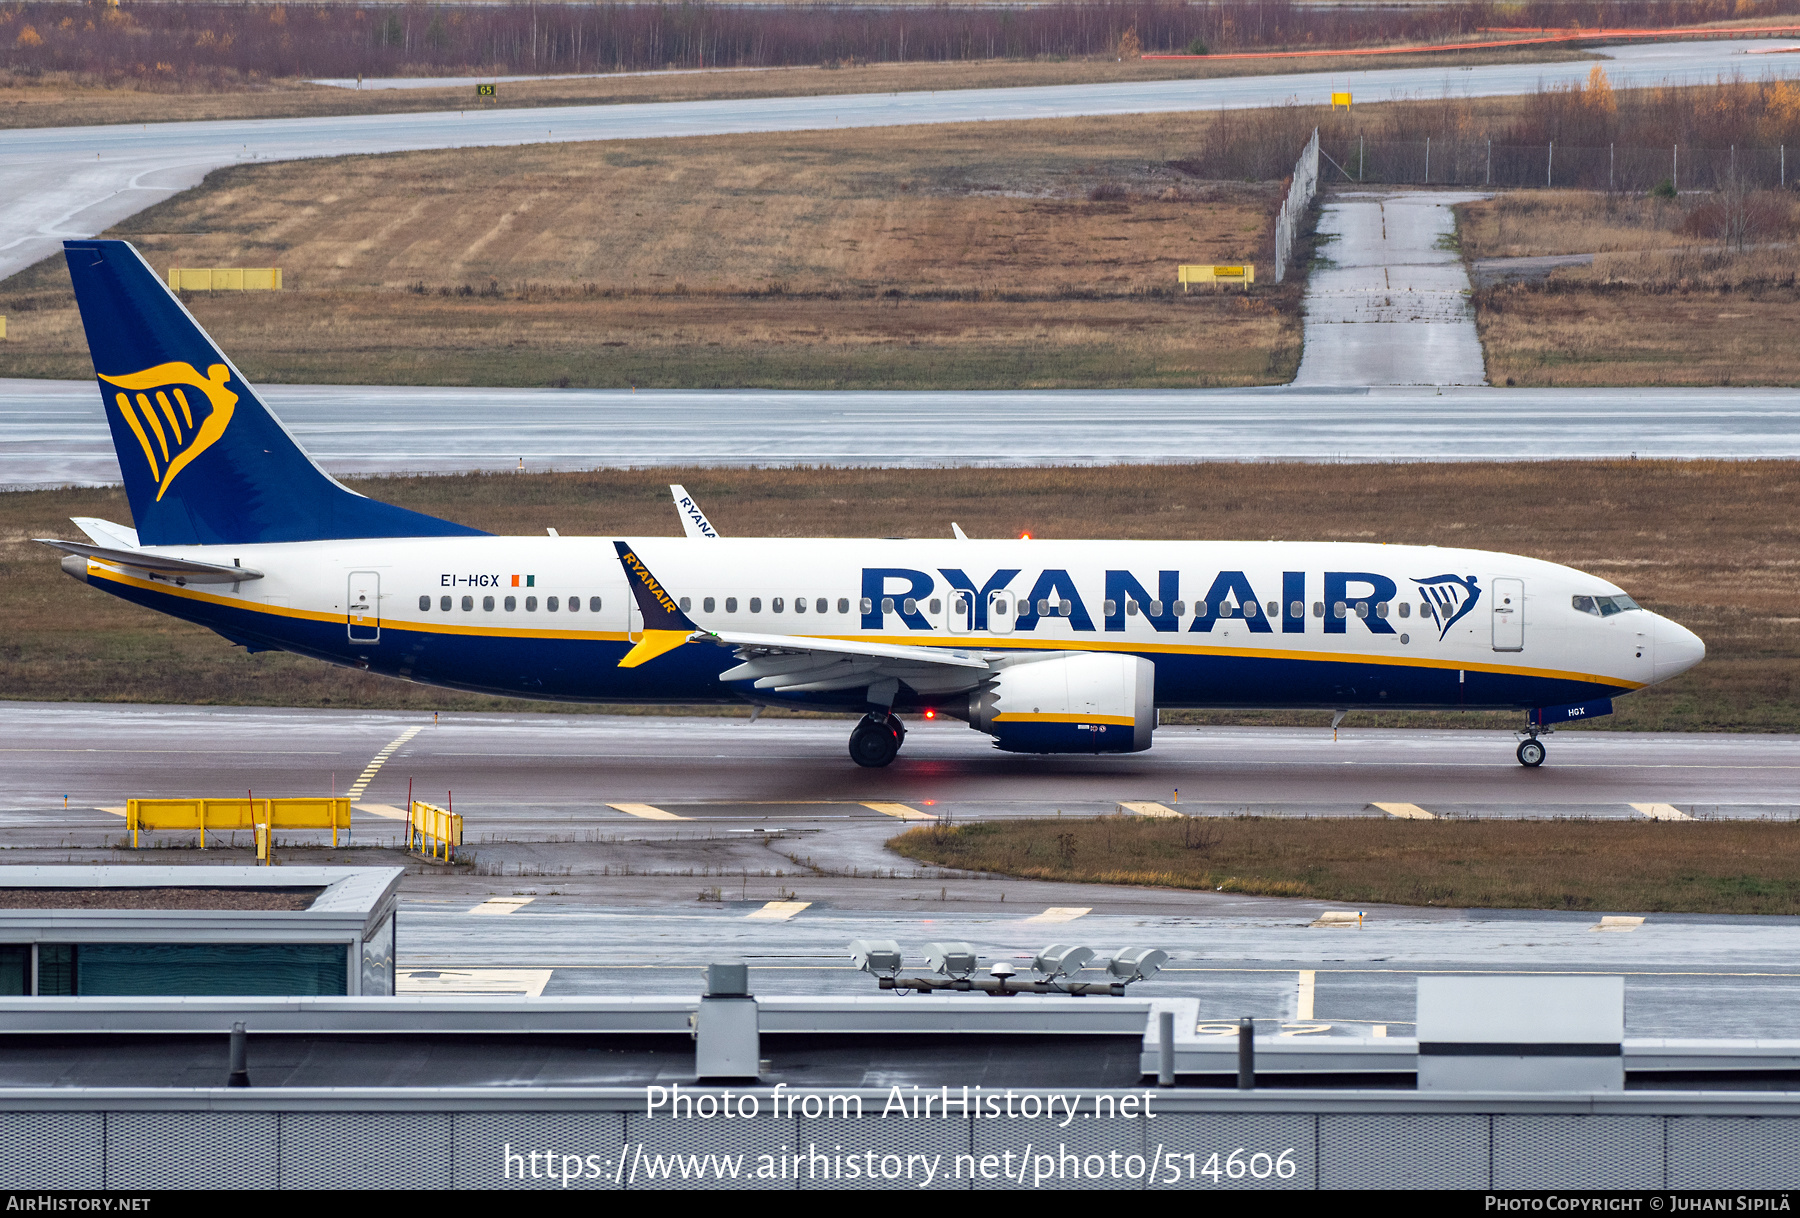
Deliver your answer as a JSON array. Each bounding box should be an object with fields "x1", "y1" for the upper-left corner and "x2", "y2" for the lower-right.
[{"x1": 97, "y1": 363, "x2": 238, "y2": 501}]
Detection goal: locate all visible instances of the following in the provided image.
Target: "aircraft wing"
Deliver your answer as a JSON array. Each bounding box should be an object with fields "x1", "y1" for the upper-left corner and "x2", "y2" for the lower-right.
[
  {"x1": 35, "y1": 539, "x2": 264, "y2": 584},
  {"x1": 698, "y1": 630, "x2": 993, "y2": 696}
]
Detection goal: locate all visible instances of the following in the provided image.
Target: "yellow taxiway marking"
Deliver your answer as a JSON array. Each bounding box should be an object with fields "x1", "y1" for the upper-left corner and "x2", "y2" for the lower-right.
[
  {"x1": 397, "y1": 968, "x2": 552, "y2": 996},
  {"x1": 96, "y1": 806, "x2": 127, "y2": 817},
  {"x1": 862, "y1": 802, "x2": 936, "y2": 820},
  {"x1": 1296, "y1": 970, "x2": 1317, "y2": 1020},
  {"x1": 1118, "y1": 801, "x2": 1182, "y2": 818},
  {"x1": 345, "y1": 725, "x2": 422, "y2": 802},
  {"x1": 1024, "y1": 906, "x2": 1093, "y2": 924},
  {"x1": 607, "y1": 802, "x2": 689, "y2": 821},
  {"x1": 747, "y1": 901, "x2": 811, "y2": 921},
  {"x1": 1593, "y1": 915, "x2": 1646, "y2": 932},
  {"x1": 354, "y1": 803, "x2": 408, "y2": 821},
  {"x1": 1311, "y1": 910, "x2": 1365, "y2": 928},
  {"x1": 1373, "y1": 802, "x2": 1436, "y2": 820},
  {"x1": 470, "y1": 897, "x2": 535, "y2": 915},
  {"x1": 1631, "y1": 802, "x2": 1691, "y2": 821}
]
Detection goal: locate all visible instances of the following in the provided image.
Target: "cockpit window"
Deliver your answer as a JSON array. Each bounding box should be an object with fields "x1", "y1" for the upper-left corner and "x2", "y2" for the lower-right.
[{"x1": 1573, "y1": 594, "x2": 1641, "y2": 617}]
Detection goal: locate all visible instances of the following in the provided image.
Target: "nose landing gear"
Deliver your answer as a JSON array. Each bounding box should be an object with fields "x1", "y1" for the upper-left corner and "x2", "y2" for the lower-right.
[
  {"x1": 849, "y1": 713, "x2": 906, "y2": 768},
  {"x1": 1515, "y1": 734, "x2": 1546, "y2": 767}
]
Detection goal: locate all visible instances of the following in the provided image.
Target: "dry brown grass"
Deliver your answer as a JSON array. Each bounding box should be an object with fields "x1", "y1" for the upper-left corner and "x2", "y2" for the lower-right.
[
  {"x1": 889, "y1": 816, "x2": 1800, "y2": 914},
  {"x1": 1461, "y1": 190, "x2": 1800, "y2": 387},
  {"x1": 3, "y1": 460, "x2": 1795, "y2": 727},
  {"x1": 0, "y1": 113, "x2": 1302, "y2": 389},
  {"x1": 0, "y1": 47, "x2": 1595, "y2": 130}
]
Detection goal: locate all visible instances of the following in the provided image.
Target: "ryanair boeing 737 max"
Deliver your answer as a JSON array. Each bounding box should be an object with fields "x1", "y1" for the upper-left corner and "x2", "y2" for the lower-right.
[{"x1": 41, "y1": 240, "x2": 1705, "y2": 768}]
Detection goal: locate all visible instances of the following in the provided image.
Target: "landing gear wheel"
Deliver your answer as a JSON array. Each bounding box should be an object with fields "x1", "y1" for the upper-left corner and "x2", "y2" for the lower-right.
[
  {"x1": 849, "y1": 714, "x2": 903, "y2": 768},
  {"x1": 1517, "y1": 738, "x2": 1546, "y2": 768}
]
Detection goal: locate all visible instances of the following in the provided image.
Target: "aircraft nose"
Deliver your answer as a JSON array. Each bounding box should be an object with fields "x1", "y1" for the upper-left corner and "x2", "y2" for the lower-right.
[{"x1": 1653, "y1": 615, "x2": 1706, "y2": 684}]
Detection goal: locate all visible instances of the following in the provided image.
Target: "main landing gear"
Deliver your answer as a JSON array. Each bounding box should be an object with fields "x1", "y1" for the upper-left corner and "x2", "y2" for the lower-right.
[
  {"x1": 1516, "y1": 734, "x2": 1547, "y2": 768},
  {"x1": 849, "y1": 713, "x2": 906, "y2": 768}
]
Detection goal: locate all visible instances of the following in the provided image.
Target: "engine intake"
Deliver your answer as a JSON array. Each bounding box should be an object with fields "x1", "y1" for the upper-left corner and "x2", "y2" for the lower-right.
[{"x1": 968, "y1": 652, "x2": 1155, "y2": 754}]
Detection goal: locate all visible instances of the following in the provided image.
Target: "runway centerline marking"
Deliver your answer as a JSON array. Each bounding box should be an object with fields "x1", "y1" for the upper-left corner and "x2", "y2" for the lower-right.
[
  {"x1": 1297, "y1": 969, "x2": 1317, "y2": 1020},
  {"x1": 1373, "y1": 802, "x2": 1436, "y2": 819},
  {"x1": 1631, "y1": 802, "x2": 1692, "y2": 820},
  {"x1": 862, "y1": 802, "x2": 936, "y2": 820},
  {"x1": 1023, "y1": 907, "x2": 1092, "y2": 924},
  {"x1": 1119, "y1": 801, "x2": 1182, "y2": 818},
  {"x1": 345, "y1": 725, "x2": 422, "y2": 802},
  {"x1": 469, "y1": 897, "x2": 535, "y2": 915},
  {"x1": 607, "y1": 803, "x2": 689, "y2": 821},
  {"x1": 746, "y1": 901, "x2": 811, "y2": 921}
]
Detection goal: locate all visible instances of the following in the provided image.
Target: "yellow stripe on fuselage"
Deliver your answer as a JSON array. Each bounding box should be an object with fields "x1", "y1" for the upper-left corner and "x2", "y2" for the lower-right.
[
  {"x1": 81, "y1": 564, "x2": 1641, "y2": 689},
  {"x1": 993, "y1": 713, "x2": 1137, "y2": 725}
]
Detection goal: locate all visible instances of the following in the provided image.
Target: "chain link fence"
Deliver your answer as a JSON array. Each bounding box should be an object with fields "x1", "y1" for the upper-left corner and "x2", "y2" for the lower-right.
[{"x1": 1320, "y1": 139, "x2": 1794, "y2": 192}]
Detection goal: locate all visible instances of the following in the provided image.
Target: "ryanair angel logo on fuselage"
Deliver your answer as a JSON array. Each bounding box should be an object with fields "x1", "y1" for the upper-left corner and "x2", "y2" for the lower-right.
[
  {"x1": 96, "y1": 362, "x2": 238, "y2": 502},
  {"x1": 1414, "y1": 573, "x2": 1480, "y2": 640}
]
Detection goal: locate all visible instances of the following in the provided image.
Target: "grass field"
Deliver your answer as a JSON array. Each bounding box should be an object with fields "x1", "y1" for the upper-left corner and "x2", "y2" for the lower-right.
[
  {"x1": 0, "y1": 112, "x2": 1302, "y2": 389},
  {"x1": 1459, "y1": 191, "x2": 1800, "y2": 387},
  {"x1": 0, "y1": 47, "x2": 1596, "y2": 130},
  {"x1": 888, "y1": 817, "x2": 1800, "y2": 915},
  {"x1": 3, "y1": 459, "x2": 1794, "y2": 727}
]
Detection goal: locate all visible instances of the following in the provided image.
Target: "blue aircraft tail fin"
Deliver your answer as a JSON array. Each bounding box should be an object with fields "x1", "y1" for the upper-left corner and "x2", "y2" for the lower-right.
[{"x1": 63, "y1": 240, "x2": 485, "y2": 546}]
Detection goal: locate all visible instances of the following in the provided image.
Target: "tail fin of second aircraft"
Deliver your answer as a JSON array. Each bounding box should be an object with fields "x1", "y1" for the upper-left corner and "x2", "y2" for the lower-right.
[{"x1": 63, "y1": 240, "x2": 484, "y2": 546}]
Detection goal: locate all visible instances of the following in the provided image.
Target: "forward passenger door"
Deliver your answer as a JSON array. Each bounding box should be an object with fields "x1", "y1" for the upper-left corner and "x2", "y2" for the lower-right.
[{"x1": 1492, "y1": 578, "x2": 1523, "y2": 651}]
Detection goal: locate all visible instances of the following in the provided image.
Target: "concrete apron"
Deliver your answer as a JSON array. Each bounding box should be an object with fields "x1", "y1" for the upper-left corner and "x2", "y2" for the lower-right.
[{"x1": 1294, "y1": 191, "x2": 1490, "y2": 388}]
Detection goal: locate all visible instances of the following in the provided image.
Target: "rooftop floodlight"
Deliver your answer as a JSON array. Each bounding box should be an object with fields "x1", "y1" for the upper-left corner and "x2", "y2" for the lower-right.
[
  {"x1": 1107, "y1": 947, "x2": 1169, "y2": 984},
  {"x1": 923, "y1": 941, "x2": 979, "y2": 979},
  {"x1": 848, "y1": 938, "x2": 903, "y2": 978},
  {"x1": 1031, "y1": 944, "x2": 1095, "y2": 980}
]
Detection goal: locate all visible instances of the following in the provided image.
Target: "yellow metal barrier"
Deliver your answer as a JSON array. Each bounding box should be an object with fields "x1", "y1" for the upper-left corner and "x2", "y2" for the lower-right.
[
  {"x1": 409, "y1": 800, "x2": 463, "y2": 862},
  {"x1": 166, "y1": 268, "x2": 283, "y2": 291},
  {"x1": 1178, "y1": 264, "x2": 1255, "y2": 292},
  {"x1": 1331, "y1": 91, "x2": 1353, "y2": 111},
  {"x1": 126, "y1": 797, "x2": 350, "y2": 848}
]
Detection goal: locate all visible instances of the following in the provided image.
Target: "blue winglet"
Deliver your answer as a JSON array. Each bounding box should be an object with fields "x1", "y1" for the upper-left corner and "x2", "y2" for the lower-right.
[{"x1": 63, "y1": 240, "x2": 486, "y2": 545}]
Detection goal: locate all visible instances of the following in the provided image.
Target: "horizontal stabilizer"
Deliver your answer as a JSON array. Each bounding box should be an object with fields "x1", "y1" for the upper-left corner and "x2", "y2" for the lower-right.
[{"x1": 36, "y1": 538, "x2": 263, "y2": 584}]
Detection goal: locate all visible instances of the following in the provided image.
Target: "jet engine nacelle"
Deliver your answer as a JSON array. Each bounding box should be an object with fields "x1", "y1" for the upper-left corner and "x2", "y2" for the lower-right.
[{"x1": 969, "y1": 653, "x2": 1155, "y2": 754}]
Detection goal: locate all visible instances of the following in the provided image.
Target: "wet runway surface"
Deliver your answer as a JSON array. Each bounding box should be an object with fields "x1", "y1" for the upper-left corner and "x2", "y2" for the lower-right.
[
  {"x1": 13, "y1": 379, "x2": 1800, "y2": 486},
  {"x1": 2, "y1": 702, "x2": 1796, "y2": 1033}
]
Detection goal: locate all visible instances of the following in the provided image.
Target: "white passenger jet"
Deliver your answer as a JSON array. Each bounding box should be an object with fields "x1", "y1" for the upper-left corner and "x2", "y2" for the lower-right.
[{"x1": 41, "y1": 240, "x2": 1704, "y2": 767}]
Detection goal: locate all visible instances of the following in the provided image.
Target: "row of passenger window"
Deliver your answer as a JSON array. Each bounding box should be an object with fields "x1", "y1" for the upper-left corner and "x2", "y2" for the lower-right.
[
  {"x1": 678, "y1": 597, "x2": 854, "y2": 615},
  {"x1": 421, "y1": 594, "x2": 602, "y2": 613}
]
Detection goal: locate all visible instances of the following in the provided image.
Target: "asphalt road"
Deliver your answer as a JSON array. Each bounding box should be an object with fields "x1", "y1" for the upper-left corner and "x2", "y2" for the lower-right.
[
  {"x1": 4, "y1": 40, "x2": 1797, "y2": 282},
  {"x1": 1294, "y1": 191, "x2": 1490, "y2": 388},
  {"x1": 14, "y1": 378, "x2": 1800, "y2": 486}
]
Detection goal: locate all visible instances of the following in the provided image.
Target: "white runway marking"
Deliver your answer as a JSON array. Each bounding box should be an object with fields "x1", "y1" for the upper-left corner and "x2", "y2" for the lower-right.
[
  {"x1": 1631, "y1": 802, "x2": 1692, "y2": 820},
  {"x1": 397, "y1": 968, "x2": 552, "y2": 996},
  {"x1": 469, "y1": 897, "x2": 536, "y2": 915},
  {"x1": 1023, "y1": 907, "x2": 1092, "y2": 924},
  {"x1": 746, "y1": 901, "x2": 811, "y2": 920},
  {"x1": 607, "y1": 802, "x2": 689, "y2": 820},
  {"x1": 1374, "y1": 802, "x2": 1437, "y2": 819},
  {"x1": 1119, "y1": 801, "x2": 1182, "y2": 818}
]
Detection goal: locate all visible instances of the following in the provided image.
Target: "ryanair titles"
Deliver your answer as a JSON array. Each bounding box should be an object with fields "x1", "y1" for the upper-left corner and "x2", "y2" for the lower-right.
[{"x1": 862, "y1": 567, "x2": 1481, "y2": 636}]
